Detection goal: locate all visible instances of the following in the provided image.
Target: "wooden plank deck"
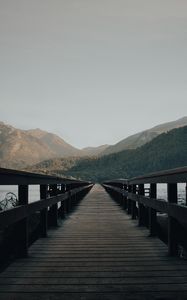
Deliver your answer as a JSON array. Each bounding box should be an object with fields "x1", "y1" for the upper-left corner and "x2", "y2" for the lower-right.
[{"x1": 0, "y1": 184, "x2": 187, "y2": 299}]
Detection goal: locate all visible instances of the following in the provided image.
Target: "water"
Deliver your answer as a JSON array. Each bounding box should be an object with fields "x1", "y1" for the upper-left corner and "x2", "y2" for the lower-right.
[
  {"x1": 0, "y1": 183, "x2": 186, "y2": 209},
  {"x1": 0, "y1": 185, "x2": 40, "y2": 207},
  {"x1": 157, "y1": 183, "x2": 186, "y2": 205}
]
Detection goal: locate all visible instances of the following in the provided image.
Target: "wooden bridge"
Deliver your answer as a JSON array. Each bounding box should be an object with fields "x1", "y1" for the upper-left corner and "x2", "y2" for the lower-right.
[{"x1": 0, "y1": 167, "x2": 187, "y2": 299}]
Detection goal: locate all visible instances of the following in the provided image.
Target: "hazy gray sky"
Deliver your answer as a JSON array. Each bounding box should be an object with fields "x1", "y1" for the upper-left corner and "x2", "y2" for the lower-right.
[{"x1": 0, "y1": 0, "x2": 187, "y2": 148}]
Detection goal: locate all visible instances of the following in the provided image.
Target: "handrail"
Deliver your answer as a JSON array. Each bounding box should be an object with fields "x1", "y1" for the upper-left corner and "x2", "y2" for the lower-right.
[
  {"x1": 0, "y1": 168, "x2": 93, "y2": 265},
  {"x1": 0, "y1": 167, "x2": 90, "y2": 185},
  {"x1": 103, "y1": 166, "x2": 187, "y2": 257},
  {"x1": 129, "y1": 166, "x2": 187, "y2": 184},
  {"x1": 103, "y1": 166, "x2": 187, "y2": 185},
  {"x1": 0, "y1": 185, "x2": 92, "y2": 230}
]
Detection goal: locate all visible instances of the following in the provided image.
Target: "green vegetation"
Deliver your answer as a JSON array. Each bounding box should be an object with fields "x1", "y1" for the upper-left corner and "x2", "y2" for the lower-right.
[{"x1": 27, "y1": 157, "x2": 82, "y2": 177}]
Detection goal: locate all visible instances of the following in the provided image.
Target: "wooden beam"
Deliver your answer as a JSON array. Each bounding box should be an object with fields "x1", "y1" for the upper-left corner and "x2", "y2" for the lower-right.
[
  {"x1": 40, "y1": 185, "x2": 48, "y2": 238},
  {"x1": 138, "y1": 184, "x2": 145, "y2": 226},
  {"x1": 131, "y1": 185, "x2": 137, "y2": 220},
  {"x1": 17, "y1": 185, "x2": 29, "y2": 258},
  {"x1": 149, "y1": 183, "x2": 157, "y2": 236}
]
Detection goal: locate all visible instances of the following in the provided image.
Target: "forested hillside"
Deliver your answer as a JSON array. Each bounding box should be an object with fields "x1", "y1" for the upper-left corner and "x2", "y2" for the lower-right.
[{"x1": 64, "y1": 126, "x2": 187, "y2": 181}]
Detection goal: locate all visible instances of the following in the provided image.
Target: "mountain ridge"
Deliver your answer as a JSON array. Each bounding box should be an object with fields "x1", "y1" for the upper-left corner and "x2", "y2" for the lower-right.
[
  {"x1": 0, "y1": 122, "x2": 108, "y2": 169},
  {"x1": 27, "y1": 125, "x2": 187, "y2": 182},
  {"x1": 64, "y1": 125, "x2": 187, "y2": 181},
  {"x1": 0, "y1": 116, "x2": 187, "y2": 170},
  {"x1": 101, "y1": 116, "x2": 187, "y2": 155},
  {"x1": 81, "y1": 144, "x2": 109, "y2": 156},
  {"x1": 0, "y1": 122, "x2": 82, "y2": 168}
]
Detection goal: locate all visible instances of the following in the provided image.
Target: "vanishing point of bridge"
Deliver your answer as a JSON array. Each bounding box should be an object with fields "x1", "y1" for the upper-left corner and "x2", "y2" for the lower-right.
[{"x1": 0, "y1": 167, "x2": 187, "y2": 299}]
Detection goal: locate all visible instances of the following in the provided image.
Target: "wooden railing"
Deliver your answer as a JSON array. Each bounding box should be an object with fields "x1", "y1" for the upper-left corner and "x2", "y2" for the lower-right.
[
  {"x1": 103, "y1": 167, "x2": 187, "y2": 256},
  {"x1": 0, "y1": 168, "x2": 93, "y2": 266}
]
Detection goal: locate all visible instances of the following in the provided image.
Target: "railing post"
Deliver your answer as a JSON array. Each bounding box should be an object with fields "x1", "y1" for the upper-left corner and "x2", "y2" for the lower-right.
[
  {"x1": 63, "y1": 184, "x2": 68, "y2": 215},
  {"x1": 68, "y1": 190, "x2": 72, "y2": 212},
  {"x1": 138, "y1": 184, "x2": 145, "y2": 226},
  {"x1": 127, "y1": 185, "x2": 132, "y2": 214},
  {"x1": 74, "y1": 192, "x2": 77, "y2": 206},
  {"x1": 131, "y1": 184, "x2": 137, "y2": 219},
  {"x1": 168, "y1": 183, "x2": 178, "y2": 256},
  {"x1": 40, "y1": 185, "x2": 48, "y2": 237},
  {"x1": 49, "y1": 184, "x2": 58, "y2": 227},
  {"x1": 149, "y1": 183, "x2": 157, "y2": 236},
  {"x1": 17, "y1": 185, "x2": 29, "y2": 258},
  {"x1": 123, "y1": 184, "x2": 127, "y2": 210},
  {"x1": 59, "y1": 184, "x2": 65, "y2": 219},
  {"x1": 119, "y1": 184, "x2": 123, "y2": 206}
]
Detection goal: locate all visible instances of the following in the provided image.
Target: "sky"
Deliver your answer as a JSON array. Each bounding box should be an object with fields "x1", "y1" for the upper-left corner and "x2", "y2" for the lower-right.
[{"x1": 0, "y1": 0, "x2": 187, "y2": 149}]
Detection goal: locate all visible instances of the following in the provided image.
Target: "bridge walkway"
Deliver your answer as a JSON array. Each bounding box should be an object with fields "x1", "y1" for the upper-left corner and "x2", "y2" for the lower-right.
[{"x1": 0, "y1": 184, "x2": 187, "y2": 299}]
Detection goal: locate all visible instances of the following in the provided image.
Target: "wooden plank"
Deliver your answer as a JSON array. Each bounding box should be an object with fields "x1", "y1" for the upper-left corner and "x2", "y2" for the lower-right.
[
  {"x1": 0, "y1": 292, "x2": 186, "y2": 300},
  {"x1": 2, "y1": 283, "x2": 187, "y2": 292},
  {"x1": 3, "y1": 270, "x2": 187, "y2": 278}
]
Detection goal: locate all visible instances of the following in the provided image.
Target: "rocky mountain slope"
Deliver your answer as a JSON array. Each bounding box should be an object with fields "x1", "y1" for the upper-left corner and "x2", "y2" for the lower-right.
[
  {"x1": 0, "y1": 122, "x2": 81, "y2": 168},
  {"x1": 27, "y1": 128, "x2": 82, "y2": 157}
]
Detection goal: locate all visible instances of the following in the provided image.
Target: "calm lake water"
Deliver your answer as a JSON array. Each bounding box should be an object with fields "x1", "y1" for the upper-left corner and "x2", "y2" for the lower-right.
[
  {"x1": 0, "y1": 185, "x2": 40, "y2": 205},
  {"x1": 0, "y1": 183, "x2": 186, "y2": 207},
  {"x1": 157, "y1": 183, "x2": 186, "y2": 205}
]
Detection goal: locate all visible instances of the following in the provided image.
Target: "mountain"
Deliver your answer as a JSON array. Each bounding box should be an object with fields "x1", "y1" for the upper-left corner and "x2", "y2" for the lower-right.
[
  {"x1": 27, "y1": 129, "x2": 82, "y2": 157},
  {"x1": 101, "y1": 116, "x2": 187, "y2": 156},
  {"x1": 1, "y1": 116, "x2": 187, "y2": 171},
  {"x1": 81, "y1": 145, "x2": 109, "y2": 156},
  {"x1": 31, "y1": 126, "x2": 187, "y2": 182},
  {"x1": 0, "y1": 122, "x2": 81, "y2": 169}
]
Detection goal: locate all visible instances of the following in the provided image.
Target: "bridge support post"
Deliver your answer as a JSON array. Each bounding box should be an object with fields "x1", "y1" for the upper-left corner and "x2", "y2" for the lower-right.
[
  {"x1": 74, "y1": 192, "x2": 77, "y2": 206},
  {"x1": 40, "y1": 185, "x2": 48, "y2": 237},
  {"x1": 127, "y1": 185, "x2": 132, "y2": 214},
  {"x1": 58, "y1": 184, "x2": 65, "y2": 219},
  {"x1": 68, "y1": 190, "x2": 72, "y2": 212},
  {"x1": 131, "y1": 185, "x2": 137, "y2": 219},
  {"x1": 138, "y1": 184, "x2": 145, "y2": 226},
  {"x1": 17, "y1": 185, "x2": 29, "y2": 258},
  {"x1": 149, "y1": 183, "x2": 157, "y2": 236},
  {"x1": 123, "y1": 185, "x2": 127, "y2": 210},
  {"x1": 168, "y1": 183, "x2": 178, "y2": 256},
  {"x1": 64, "y1": 198, "x2": 68, "y2": 214},
  {"x1": 49, "y1": 185, "x2": 58, "y2": 227}
]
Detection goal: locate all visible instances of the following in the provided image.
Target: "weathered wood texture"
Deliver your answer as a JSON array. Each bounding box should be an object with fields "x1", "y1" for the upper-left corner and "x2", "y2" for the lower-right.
[{"x1": 1, "y1": 185, "x2": 187, "y2": 299}]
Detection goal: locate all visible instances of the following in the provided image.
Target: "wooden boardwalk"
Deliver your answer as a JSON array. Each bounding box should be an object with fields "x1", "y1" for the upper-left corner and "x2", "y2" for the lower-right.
[{"x1": 1, "y1": 184, "x2": 187, "y2": 299}]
